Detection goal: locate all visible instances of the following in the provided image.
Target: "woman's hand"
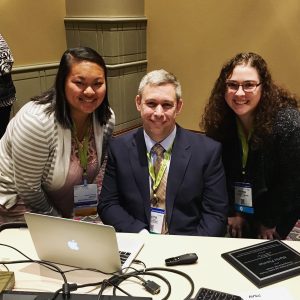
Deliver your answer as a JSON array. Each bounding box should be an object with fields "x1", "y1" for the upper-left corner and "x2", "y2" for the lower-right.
[
  {"x1": 228, "y1": 214, "x2": 248, "y2": 238},
  {"x1": 257, "y1": 224, "x2": 280, "y2": 239}
]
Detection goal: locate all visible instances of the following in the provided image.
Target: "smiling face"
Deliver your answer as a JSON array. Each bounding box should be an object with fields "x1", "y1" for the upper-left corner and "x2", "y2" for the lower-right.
[
  {"x1": 225, "y1": 63, "x2": 262, "y2": 125},
  {"x1": 136, "y1": 83, "x2": 183, "y2": 142},
  {"x1": 65, "y1": 60, "x2": 106, "y2": 122}
]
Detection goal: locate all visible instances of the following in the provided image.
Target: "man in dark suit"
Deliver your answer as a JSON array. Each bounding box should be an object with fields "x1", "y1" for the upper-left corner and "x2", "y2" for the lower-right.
[{"x1": 98, "y1": 69, "x2": 228, "y2": 236}]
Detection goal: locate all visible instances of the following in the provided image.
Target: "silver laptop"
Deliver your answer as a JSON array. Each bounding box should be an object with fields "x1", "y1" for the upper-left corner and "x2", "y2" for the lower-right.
[{"x1": 24, "y1": 212, "x2": 144, "y2": 274}]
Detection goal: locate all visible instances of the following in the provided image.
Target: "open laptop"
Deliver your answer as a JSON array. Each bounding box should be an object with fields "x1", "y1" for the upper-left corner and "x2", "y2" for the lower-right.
[{"x1": 24, "y1": 212, "x2": 144, "y2": 274}]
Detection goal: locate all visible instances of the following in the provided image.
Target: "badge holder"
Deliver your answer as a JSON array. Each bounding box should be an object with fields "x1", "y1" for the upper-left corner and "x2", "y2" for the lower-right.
[
  {"x1": 73, "y1": 175, "x2": 98, "y2": 219},
  {"x1": 234, "y1": 182, "x2": 254, "y2": 214},
  {"x1": 150, "y1": 207, "x2": 166, "y2": 234}
]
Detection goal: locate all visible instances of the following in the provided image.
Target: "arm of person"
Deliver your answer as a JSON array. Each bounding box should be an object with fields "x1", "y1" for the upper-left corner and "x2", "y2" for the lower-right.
[
  {"x1": 196, "y1": 142, "x2": 229, "y2": 236},
  {"x1": 98, "y1": 140, "x2": 148, "y2": 233},
  {"x1": 259, "y1": 109, "x2": 300, "y2": 238},
  {"x1": 10, "y1": 108, "x2": 58, "y2": 215},
  {"x1": 0, "y1": 35, "x2": 14, "y2": 75},
  {"x1": 94, "y1": 110, "x2": 115, "y2": 189}
]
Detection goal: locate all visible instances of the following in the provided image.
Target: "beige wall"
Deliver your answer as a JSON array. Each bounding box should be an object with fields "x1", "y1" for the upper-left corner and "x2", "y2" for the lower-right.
[
  {"x1": 1, "y1": 0, "x2": 300, "y2": 131},
  {"x1": 65, "y1": 0, "x2": 144, "y2": 17},
  {"x1": 0, "y1": 0, "x2": 145, "y2": 132},
  {"x1": 145, "y1": 0, "x2": 300, "y2": 130},
  {"x1": 0, "y1": 0, "x2": 66, "y2": 66}
]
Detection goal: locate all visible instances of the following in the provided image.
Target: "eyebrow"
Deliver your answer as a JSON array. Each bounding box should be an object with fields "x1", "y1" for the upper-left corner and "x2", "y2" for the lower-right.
[
  {"x1": 226, "y1": 80, "x2": 258, "y2": 83},
  {"x1": 71, "y1": 75, "x2": 105, "y2": 81},
  {"x1": 144, "y1": 98, "x2": 174, "y2": 102}
]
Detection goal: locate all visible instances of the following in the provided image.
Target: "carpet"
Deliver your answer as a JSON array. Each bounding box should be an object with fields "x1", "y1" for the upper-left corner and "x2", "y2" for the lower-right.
[{"x1": 286, "y1": 220, "x2": 300, "y2": 241}]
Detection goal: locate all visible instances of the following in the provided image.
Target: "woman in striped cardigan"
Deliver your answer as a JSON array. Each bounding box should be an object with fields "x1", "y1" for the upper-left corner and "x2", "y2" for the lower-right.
[{"x1": 0, "y1": 47, "x2": 115, "y2": 224}]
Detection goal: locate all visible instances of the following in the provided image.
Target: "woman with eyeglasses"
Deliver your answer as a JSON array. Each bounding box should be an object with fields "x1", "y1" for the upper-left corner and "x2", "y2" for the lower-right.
[{"x1": 201, "y1": 52, "x2": 300, "y2": 240}]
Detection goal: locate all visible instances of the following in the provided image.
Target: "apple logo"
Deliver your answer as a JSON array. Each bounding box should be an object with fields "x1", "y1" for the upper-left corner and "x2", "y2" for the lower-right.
[{"x1": 67, "y1": 239, "x2": 80, "y2": 251}]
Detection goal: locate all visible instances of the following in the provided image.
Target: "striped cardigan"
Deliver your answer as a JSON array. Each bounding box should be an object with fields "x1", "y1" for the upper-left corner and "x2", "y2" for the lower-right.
[{"x1": 0, "y1": 101, "x2": 115, "y2": 214}]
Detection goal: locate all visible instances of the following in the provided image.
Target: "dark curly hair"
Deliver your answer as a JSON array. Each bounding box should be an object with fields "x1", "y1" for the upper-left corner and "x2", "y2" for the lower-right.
[
  {"x1": 201, "y1": 52, "x2": 299, "y2": 148},
  {"x1": 32, "y1": 47, "x2": 112, "y2": 128}
]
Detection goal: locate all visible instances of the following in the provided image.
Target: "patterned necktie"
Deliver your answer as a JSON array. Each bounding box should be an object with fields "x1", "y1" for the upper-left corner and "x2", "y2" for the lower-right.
[
  {"x1": 151, "y1": 143, "x2": 168, "y2": 234},
  {"x1": 152, "y1": 143, "x2": 165, "y2": 177}
]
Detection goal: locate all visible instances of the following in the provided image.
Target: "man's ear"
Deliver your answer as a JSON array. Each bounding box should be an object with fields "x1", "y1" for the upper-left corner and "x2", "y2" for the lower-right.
[
  {"x1": 176, "y1": 98, "x2": 183, "y2": 115},
  {"x1": 135, "y1": 95, "x2": 142, "y2": 111}
]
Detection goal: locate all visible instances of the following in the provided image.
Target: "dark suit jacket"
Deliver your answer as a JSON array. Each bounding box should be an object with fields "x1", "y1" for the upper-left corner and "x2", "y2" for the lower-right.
[{"x1": 98, "y1": 126, "x2": 228, "y2": 236}]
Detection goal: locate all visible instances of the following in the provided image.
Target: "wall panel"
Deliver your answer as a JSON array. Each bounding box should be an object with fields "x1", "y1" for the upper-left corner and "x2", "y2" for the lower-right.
[{"x1": 64, "y1": 17, "x2": 147, "y2": 131}]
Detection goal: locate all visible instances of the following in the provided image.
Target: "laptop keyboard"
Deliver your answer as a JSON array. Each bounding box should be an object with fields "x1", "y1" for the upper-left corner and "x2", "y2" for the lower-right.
[
  {"x1": 194, "y1": 288, "x2": 242, "y2": 300},
  {"x1": 119, "y1": 250, "x2": 131, "y2": 265}
]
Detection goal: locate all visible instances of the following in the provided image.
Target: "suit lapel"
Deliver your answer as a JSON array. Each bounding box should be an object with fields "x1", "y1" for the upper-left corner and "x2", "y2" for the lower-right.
[
  {"x1": 129, "y1": 128, "x2": 151, "y2": 222},
  {"x1": 166, "y1": 127, "x2": 191, "y2": 222}
]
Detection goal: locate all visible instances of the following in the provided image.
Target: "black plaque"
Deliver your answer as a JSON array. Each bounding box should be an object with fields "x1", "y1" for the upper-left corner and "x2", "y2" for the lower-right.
[{"x1": 221, "y1": 240, "x2": 300, "y2": 287}]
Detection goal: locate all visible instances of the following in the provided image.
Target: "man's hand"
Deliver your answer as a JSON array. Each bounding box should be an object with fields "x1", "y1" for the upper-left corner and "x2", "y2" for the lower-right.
[{"x1": 228, "y1": 214, "x2": 248, "y2": 238}]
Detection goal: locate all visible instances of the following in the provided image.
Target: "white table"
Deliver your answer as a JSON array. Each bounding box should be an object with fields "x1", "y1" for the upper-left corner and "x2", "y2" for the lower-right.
[{"x1": 1, "y1": 229, "x2": 300, "y2": 299}]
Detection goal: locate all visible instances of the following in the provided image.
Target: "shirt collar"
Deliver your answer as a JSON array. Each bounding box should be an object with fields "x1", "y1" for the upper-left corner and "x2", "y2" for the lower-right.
[{"x1": 144, "y1": 126, "x2": 177, "y2": 153}]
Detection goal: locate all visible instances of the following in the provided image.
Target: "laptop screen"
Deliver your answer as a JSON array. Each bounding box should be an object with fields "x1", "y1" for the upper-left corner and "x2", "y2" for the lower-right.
[{"x1": 24, "y1": 213, "x2": 143, "y2": 274}]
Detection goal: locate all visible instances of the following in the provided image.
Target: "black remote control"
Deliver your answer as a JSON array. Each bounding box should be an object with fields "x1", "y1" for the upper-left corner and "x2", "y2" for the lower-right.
[{"x1": 165, "y1": 253, "x2": 198, "y2": 266}]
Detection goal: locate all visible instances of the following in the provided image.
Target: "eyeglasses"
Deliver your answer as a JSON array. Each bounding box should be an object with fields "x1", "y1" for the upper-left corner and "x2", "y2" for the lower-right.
[{"x1": 226, "y1": 81, "x2": 262, "y2": 93}]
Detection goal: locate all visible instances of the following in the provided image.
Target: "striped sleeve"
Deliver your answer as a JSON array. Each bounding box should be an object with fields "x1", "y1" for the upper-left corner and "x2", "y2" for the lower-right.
[{"x1": 11, "y1": 103, "x2": 57, "y2": 214}]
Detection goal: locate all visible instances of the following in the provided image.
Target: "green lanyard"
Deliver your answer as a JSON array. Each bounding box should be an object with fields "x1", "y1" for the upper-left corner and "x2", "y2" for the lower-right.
[
  {"x1": 147, "y1": 145, "x2": 172, "y2": 191},
  {"x1": 237, "y1": 119, "x2": 253, "y2": 170},
  {"x1": 73, "y1": 122, "x2": 91, "y2": 185}
]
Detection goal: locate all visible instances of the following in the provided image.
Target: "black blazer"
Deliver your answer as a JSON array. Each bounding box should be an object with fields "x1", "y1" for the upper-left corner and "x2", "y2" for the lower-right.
[
  {"x1": 223, "y1": 108, "x2": 300, "y2": 238},
  {"x1": 98, "y1": 125, "x2": 228, "y2": 236}
]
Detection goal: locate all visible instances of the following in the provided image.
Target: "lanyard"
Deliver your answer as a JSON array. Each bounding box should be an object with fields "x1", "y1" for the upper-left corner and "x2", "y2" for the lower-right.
[
  {"x1": 73, "y1": 121, "x2": 91, "y2": 185},
  {"x1": 147, "y1": 145, "x2": 172, "y2": 191},
  {"x1": 237, "y1": 119, "x2": 253, "y2": 170}
]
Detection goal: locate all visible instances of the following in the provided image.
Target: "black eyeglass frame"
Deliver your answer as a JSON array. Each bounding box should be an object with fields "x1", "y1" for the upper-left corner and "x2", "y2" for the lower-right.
[{"x1": 226, "y1": 81, "x2": 262, "y2": 93}]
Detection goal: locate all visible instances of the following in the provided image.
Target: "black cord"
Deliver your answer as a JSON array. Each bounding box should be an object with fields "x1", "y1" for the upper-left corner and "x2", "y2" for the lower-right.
[
  {"x1": 50, "y1": 266, "x2": 193, "y2": 299},
  {"x1": 1, "y1": 243, "x2": 141, "y2": 299},
  {"x1": 0, "y1": 243, "x2": 67, "y2": 278},
  {"x1": 97, "y1": 266, "x2": 194, "y2": 300},
  {"x1": 0, "y1": 243, "x2": 194, "y2": 299},
  {"x1": 50, "y1": 288, "x2": 63, "y2": 300},
  {"x1": 112, "y1": 271, "x2": 171, "y2": 299},
  {"x1": 132, "y1": 259, "x2": 147, "y2": 269},
  {"x1": 0, "y1": 243, "x2": 72, "y2": 299},
  {"x1": 0, "y1": 243, "x2": 121, "y2": 299},
  {"x1": 0, "y1": 243, "x2": 32, "y2": 260},
  {"x1": 0, "y1": 263, "x2": 9, "y2": 271},
  {"x1": 0, "y1": 258, "x2": 69, "y2": 284},
  {"x1": 97, "y1": 278, "x2": 133, "y2": 300},
  {"x1": 145, "y1": 267, "x2": 195, "y2": 300}
]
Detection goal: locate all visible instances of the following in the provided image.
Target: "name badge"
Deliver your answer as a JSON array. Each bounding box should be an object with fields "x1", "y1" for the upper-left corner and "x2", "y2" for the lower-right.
[
  {"x1": 234, "y1": 182, "x2": 254, "y2": 214},
  {"x1": 74, "y1": 184, "x2": 98, "y2": 216},
  {"x1": 150, "y1": 207, "x2": 165, "y2": 234}
]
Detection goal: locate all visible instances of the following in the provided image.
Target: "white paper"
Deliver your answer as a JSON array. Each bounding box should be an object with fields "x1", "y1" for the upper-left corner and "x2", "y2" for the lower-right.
[{"x1": 239, "y1": 286, "x2": 295, "y2": 300}]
